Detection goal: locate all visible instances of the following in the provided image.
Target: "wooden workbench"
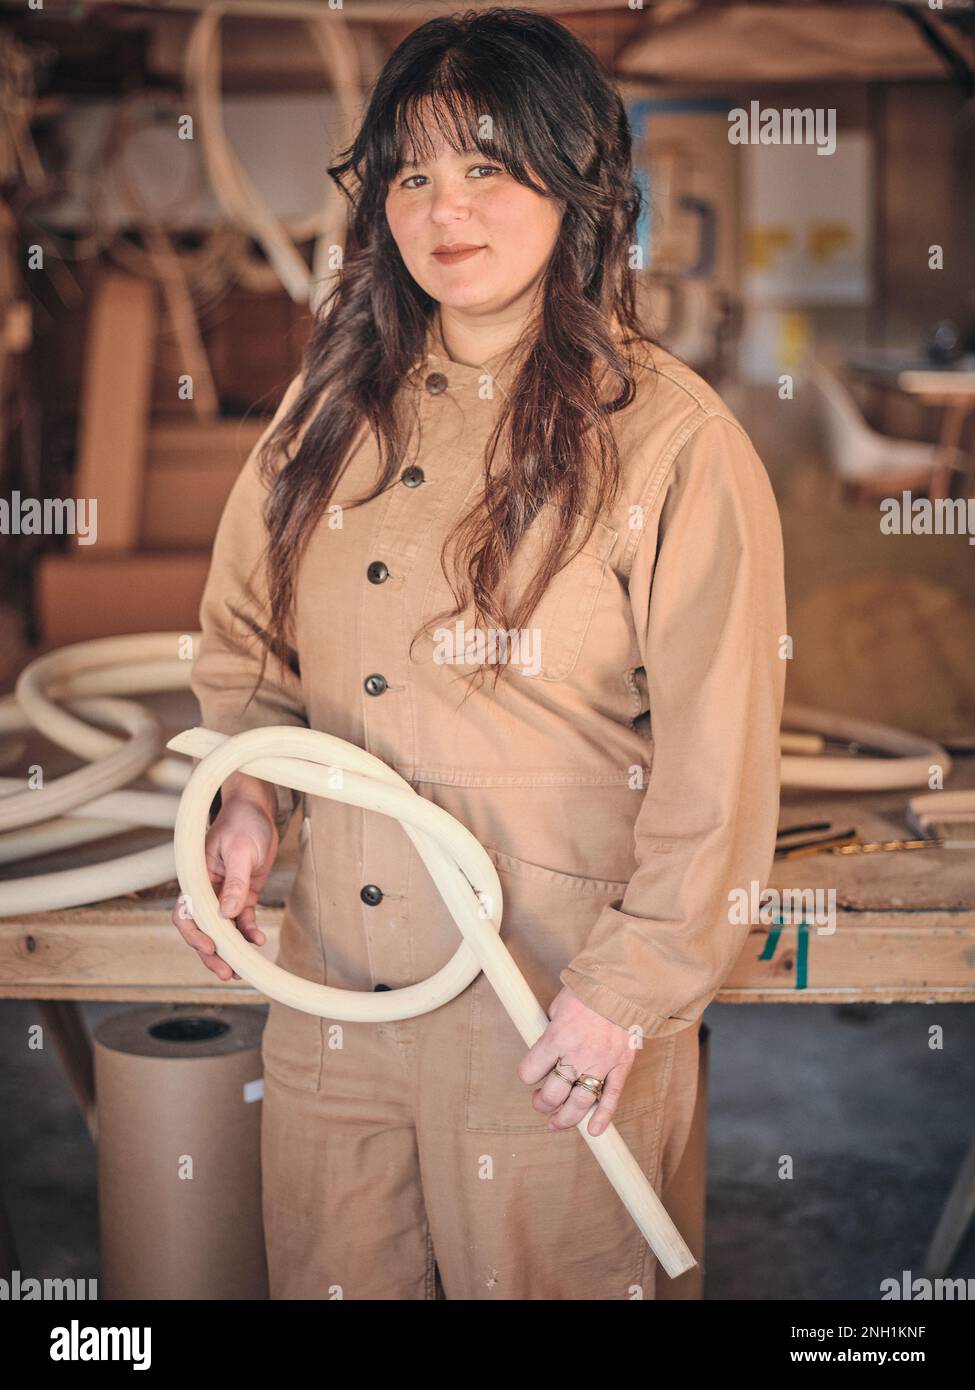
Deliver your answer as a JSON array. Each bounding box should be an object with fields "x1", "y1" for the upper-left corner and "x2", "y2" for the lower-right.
[
  {"x1": 2, "y1": 756, "x2": 972, "y2": 1288},
  {"x1": 2, "y1": 756, "x2": 974, "y2": 1008}
]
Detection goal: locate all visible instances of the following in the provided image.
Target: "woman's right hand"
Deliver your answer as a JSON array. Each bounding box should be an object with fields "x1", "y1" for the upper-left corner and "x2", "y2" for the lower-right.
[{"x1": 171, "y1": 775, "x2": 281, "y2": 982}]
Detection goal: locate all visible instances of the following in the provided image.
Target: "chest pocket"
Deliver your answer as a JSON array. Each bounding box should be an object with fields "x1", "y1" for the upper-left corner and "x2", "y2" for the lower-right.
[{"x1": 421, "y1": 500, "x2": 618, "y2": 682}]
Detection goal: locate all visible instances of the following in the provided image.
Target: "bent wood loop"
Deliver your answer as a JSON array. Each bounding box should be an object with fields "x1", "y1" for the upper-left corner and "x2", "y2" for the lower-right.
[{"x1": 167, "y1": 724, "x2": 697, "y2": 1280}]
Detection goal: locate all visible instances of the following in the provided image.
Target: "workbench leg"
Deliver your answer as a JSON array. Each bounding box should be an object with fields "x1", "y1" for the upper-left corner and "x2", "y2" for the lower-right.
[
  {"x1": 36, "y1": 1001, "x2": 97, "y2": 1142},
  {"x1": 929, "y1": 403, "x2": 968, "y2": 501},
  {"x1": 657, "y1": 1021, "x2": 709, "y2": 1301}
]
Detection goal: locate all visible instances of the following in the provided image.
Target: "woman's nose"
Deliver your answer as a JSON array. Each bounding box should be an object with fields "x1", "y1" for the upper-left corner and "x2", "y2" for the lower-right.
[{"x1": 429, "y1": 183, "x2": 472, "y2": 223}]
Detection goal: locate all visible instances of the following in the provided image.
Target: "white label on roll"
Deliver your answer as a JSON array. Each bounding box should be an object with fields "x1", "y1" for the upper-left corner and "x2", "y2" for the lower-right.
[{"x1": 243, "y1": 1078, "x2": 264, "y2": 1103}]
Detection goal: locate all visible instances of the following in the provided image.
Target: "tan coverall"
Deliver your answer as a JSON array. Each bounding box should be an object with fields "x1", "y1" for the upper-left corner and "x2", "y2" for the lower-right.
[{"x1": 190, "y1": 322, "x2": 787, "y2": 1300}]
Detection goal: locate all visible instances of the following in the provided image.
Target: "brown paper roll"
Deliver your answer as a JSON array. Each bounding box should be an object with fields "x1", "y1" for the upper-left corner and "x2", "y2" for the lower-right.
[{"x1": 94, "y1": 1004, "x2": 268, "y2": 1300}]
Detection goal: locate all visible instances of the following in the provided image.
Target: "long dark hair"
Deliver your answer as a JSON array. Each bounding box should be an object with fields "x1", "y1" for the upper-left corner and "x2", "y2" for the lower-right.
[{"x1": 250, "y1": 7, "x2": 654, "y2": 701}]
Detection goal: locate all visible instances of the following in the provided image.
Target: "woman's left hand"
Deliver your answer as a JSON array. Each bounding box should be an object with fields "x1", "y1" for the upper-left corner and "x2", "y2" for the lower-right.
[{"x1": 518, "y1": 986, "x2": 637, "y2": 1136}]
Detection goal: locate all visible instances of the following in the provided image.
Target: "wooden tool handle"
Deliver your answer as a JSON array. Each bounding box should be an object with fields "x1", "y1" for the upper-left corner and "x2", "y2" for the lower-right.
[{"x1": 780, "y1": 730, "x2": 824, "y2": 755}]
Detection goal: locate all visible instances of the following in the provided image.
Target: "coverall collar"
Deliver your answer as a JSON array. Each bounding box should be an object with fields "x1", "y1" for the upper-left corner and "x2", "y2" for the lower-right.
[{"x1": 416, "y1": 313, "x2": 524, "y2": 391}]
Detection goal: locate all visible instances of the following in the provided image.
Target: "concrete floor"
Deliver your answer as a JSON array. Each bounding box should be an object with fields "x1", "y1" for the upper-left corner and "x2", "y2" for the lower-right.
[
  {"x1": 1, "y1": 996, "x2": 972, "y2": 1299},
  {"x1": 704, "y1": 1001, "x2": 975, "y2": 1299}
]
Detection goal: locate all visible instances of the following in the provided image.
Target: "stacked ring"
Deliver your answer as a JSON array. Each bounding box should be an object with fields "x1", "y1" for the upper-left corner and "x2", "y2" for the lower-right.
[
  {"x1": 572, "y1": 1074, "x2": 605, "y2": 1102},
  {"x1": 552, "y1": 1056, "x2": 577, "y2": 1085}
]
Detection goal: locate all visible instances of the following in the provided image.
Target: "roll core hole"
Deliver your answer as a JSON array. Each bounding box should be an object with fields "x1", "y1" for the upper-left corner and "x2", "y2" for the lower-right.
[{"x1": 148, "y1": 1017, "x2": 231, "y2": 1044}]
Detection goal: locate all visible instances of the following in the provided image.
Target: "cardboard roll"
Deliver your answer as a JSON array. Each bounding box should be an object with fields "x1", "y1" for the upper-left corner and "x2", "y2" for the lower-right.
[{"x1": 94, "y1": 1004, "x2": 267, "y2": 1300}]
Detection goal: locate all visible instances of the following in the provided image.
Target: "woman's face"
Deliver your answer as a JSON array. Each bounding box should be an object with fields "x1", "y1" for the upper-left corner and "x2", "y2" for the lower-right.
[{"x1": 384, "y1": 122, "x2": 563, "y2": 319}]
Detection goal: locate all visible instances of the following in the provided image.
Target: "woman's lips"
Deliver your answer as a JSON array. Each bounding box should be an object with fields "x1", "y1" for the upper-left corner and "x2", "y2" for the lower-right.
[{"x1": 432, "y1": 246, "x2": 485, "y2": 265}]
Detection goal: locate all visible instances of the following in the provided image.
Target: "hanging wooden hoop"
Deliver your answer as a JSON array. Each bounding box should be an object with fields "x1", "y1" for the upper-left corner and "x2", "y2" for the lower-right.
[
  {"x1": 184, "y1": 8, "x2": 362, "y2": 305},
  {"x1": 100, "y1": 89, "x2": 219, "y2": 417},
  {"x1": 168, "y1": 722, "x2": 697, "y2": 1280}
]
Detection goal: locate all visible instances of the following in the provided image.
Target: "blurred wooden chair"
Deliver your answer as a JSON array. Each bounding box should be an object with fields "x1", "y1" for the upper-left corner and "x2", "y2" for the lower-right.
[{"x1": 809, "y1": 356, "x2": 969, "y2": 501}]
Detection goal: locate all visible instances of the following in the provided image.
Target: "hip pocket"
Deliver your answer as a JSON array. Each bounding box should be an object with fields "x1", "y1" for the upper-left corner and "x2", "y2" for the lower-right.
[
  {"x1": 261, "y1": 817, "x2": 327, "y2": 1092},
  {"x1": 465, "y1": 848, "x2": 665, "y2": 1132}
]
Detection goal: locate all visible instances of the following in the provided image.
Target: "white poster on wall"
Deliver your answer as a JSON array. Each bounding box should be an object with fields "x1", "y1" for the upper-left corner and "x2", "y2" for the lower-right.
[{"x1": 743, "y1": 131, "x2": 873, "y2": 306}]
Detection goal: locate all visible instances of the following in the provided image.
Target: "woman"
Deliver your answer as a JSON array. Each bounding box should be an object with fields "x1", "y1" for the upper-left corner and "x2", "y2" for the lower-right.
[{"x1": 174, "y1": 8, "x2": 786, "y2": 1300}]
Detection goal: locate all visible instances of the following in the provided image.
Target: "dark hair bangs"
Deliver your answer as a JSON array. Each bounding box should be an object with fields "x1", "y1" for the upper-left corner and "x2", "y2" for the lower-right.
[{"x1": 377, "y1": 72, "x2": 546, "y2": 196}]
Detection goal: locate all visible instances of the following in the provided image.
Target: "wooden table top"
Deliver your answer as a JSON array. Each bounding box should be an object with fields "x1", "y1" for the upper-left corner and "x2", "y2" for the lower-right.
[
  {"x1": 846, "y1": 349, "x2": 975, "y2": 398},
  {"x1": 2, "y1": 756, "x2": 974, "y2": 1008}
]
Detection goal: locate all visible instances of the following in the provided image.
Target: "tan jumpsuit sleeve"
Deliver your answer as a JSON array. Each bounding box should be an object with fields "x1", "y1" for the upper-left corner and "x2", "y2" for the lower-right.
[
  {"x1": 559, "y1": 414, "x2": 787, "y2": 1038},
  {"x1": 190, "y1": 372, "x2": 308, "y2": 836}
]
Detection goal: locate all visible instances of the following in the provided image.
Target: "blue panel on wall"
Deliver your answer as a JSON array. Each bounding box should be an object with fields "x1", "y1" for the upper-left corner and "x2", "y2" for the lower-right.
[{"x1": 626, "y1": 97, "x2": 733, "y2": 268}]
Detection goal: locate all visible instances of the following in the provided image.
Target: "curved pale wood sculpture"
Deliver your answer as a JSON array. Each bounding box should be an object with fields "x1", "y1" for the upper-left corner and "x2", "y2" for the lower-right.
[
  {"x1": 780, "y1": 702, "x2": 950, "y2": 790},
  {"x1": 167, "y1": 723, "x2": 698, "y2": 1281},
  {"x1": 0, "y1": 842, "x2": 178, "y2": 917},
  {"x1": 0, "y1": 632, "x2": 952, "y2": 918},
  {"x1": 13, "y1": 633, "x2": 194, "y2": 789},
  {"x1": 0, "y1": 634, "x2": 193, "y2": 914},
  {"x1": 0, "y1": 696, "x2": 162, "y2": 833}
]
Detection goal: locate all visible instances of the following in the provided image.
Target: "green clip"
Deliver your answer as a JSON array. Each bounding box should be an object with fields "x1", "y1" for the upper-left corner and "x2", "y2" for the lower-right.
[
  {"x1": 759, "y1": 921, "x2": 782, "y2": 960},
  {"x1": 759, "y1": 914, "x2": 809, "y2": 990}
]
